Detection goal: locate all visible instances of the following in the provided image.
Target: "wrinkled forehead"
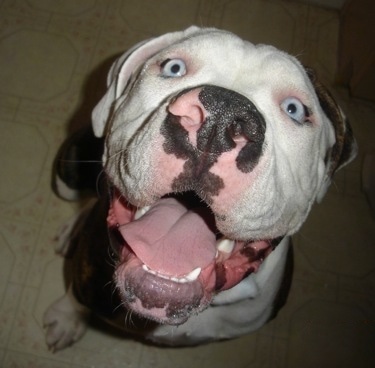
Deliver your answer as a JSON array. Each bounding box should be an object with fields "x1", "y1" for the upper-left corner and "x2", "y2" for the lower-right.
[{"x1": 150, "y1": 30, "x2": 313, "y2": 96}]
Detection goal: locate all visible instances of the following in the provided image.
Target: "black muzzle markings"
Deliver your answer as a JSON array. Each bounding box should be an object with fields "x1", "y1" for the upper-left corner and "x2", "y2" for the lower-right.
[{"x1": 161, "y1": 85, "x2": 266, "y2": 201}]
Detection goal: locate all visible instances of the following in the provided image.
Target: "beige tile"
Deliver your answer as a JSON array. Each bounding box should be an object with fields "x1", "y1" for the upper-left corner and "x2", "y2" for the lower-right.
[
  {"x1": 70, "y1": 332, "x2": 142, "y2": 368},
  {"x1": 298, "y1": 194, "x2": 375, "y2": 277},
  {"x1": 0, "y1": 283, "x2": 23, "y2": 348},
  {"x1": 300, "y1": 4, "x2": 340, "y2": 83},
  {"x1": 293, "y1": 236, "x2": 339, "y2": 287},
  {"x1": 196, "y1": 0, "x2": 227, "y2": 27},
  {"x1": 315, "y1": 12, "x2": 340, "y2": 79},
  {"x1": 0, "y1": 219, "x2": 40, "y2": 284},
  {"x1": 287, "y1": 299, "x2": 375, "y2": 367},
  {"x1": 338, "y1": 290, "x2": 375, "y2": 323},
  {"x1": 0, "y1": 1, "x2": 50, "y2": 38},
  {"x1": 0, "y1": 232, "x2": 15, "y2": 300},
  {"x1": 267, "y1": 276, "x2": 337, "y2": 341},
  {"x1": 339, "y1": 270, "x2": 375, "y2": 296},
  {"x1": 220, "y1": 0, "x2": 309, "y2": 53},
  {"x1": 3, "y1": 351, "x2": 73, "y2": 368},
  {"x1": 0, "y1": 170, "x2": 50, "y2": 225},
  {"x1": 349, "y1": 101, "x2": 375, "y2": 153},
  {"x1": 0, "y1": 121, "x2": 48, "y2": 204},
  {"x1": 19, "y1": 73, "x2": 93, "y2": 123},
  {"x1": 29, "y1": 0, "x2": 96, "y2": 14},
  {"x1": 27, "y1": 221, "x2": 67, "y2": 289},
  {"x1": 271, "y1": 337, "x2": 288, "y2": 368},
  {"x1": 250, "y1": 334, "x2": 289, "y2": 367},
  {"x1": 0, "y1": 31, "x2": 77, "y2": 100},
  {"x1": 0, "y1": 96, "x2": 19, "y2": 122},
  {"x1": 90, "y1": 0, "x2": 204, "y2": 71},
  {"x1": 47, "y1": 1, "x2": 109, "y2": 74},
  {"x1": 117, "y1": 0, "x2": 202, "y2": 36},
  {"x1": 139, "y1": 333, "x2": 258, "y2": 368},
  {"x1": 329, "y1": 164, "x2": 362, "y2": 199}
]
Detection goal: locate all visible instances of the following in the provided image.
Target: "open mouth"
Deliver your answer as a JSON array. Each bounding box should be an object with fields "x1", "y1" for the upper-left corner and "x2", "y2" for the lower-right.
[{"x1": 107, "y1": 187, "x2": 280, "y2": 325}]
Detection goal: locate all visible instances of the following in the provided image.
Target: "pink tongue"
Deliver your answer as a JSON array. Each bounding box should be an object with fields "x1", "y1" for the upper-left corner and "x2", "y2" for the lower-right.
[{"x1": 117, "y1": 198, "x2": 217, "y2": 276}]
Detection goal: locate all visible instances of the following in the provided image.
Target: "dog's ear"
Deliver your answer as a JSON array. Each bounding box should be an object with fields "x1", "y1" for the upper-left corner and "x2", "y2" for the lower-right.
[
  {"x1": 91, "y1": 26, "x2": 201, "y2": 137},
  {"x1": 305, "y1": 68, "x2": 358, "y2": 201}
]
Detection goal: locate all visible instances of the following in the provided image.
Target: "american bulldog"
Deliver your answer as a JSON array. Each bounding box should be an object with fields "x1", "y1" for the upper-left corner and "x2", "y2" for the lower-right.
[{"x1": 43, "y1": 26, "x2": 357, "y2": 351}]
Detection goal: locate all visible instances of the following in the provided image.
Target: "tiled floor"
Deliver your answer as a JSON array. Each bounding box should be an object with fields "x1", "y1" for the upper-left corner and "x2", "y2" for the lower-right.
[{"x1": 0, "y1": 0, "x2": 374, "y2": 367}]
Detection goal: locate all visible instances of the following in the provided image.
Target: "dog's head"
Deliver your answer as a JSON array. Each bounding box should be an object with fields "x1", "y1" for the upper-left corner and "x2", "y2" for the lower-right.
[{"x1": 92, "y1": 27, "x2": 357, "y2": 324}]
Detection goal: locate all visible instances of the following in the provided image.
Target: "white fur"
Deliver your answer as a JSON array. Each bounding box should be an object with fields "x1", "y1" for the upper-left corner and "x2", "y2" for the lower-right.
[{"x1": 43, "y1": 286, "x2": 90, "y2": 352}]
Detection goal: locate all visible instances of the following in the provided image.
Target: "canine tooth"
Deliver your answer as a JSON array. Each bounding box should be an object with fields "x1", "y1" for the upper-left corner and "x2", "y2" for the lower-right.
[
  {"x1": 185, "y1": 267, "x2": 201, "y2": 281},
  {"x1": 134, "y1": 206, "x2": 151, "y2": 220},
  {"x1": 216, "y1": 238, "x2": 235, "y2": 253},
  {"x1": 142, "y1": 264, "x2": 157, "y2": 276}
]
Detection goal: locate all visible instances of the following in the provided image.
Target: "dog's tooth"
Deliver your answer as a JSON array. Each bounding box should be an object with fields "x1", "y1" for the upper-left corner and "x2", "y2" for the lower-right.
[
  {"x1": 216, "y1": 238, "x2": 235, "y2": 253},
  {"x1": 142, "y1": 264, "x2": 157, "y2": 276},
  {"x1": 134, "y1": 206, "x2": 151, "y2": 220},
  {"x1": 185, "y1": 267, "x2": 201, "y2": 282},
  {"x1": 142, "y1": 265, "x2": 201, "y2": 283}
]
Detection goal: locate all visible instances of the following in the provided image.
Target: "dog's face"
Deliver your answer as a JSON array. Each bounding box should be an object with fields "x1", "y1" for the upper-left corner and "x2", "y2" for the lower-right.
[{"x1": 93, "y1": 27, "x2": 356, "y2": 325}]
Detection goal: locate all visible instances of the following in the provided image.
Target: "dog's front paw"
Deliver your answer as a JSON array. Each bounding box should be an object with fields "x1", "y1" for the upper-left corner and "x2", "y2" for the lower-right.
[{"x1": 43, "y1": 292, "x2": 90, "y2": 352}]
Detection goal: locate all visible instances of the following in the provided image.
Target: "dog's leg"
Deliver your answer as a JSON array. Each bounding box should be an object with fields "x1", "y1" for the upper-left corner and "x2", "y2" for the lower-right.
[
  {"x1": 54, "y1": 199, "x2": 97, "y2": 256},
  {"x1": 44, "y1": 200, "x2": 98, "y2": 352},
  {"x1": 43, "y1": 285, "x2": 90, "y2": 352}
]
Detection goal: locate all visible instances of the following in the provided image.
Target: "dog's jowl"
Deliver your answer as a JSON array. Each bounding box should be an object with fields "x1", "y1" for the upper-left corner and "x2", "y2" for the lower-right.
[{"x1": 44, "y1": 26, "x2": 357, "y2": 351}]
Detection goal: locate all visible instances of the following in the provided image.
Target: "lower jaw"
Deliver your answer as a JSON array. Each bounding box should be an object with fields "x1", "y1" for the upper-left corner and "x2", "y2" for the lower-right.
[
  {"x1": 115, "y1": 256, "x2": 213, "y2": 325},
  {"x1": 112, "y1": 237, "x2": 278, "y2": 324}
]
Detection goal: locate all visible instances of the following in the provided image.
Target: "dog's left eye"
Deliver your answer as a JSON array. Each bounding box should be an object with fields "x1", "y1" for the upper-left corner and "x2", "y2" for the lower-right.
[
  {"x1": 160, "y1": 58, "x2": 187, "y2": 78},
  {"x1": 280, "y1": 97, "x2": 310, "y2": 124}
]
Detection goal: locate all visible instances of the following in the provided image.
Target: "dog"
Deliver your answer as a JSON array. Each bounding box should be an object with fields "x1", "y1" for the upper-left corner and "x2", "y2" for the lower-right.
[{"x1": 43, "y1": 26, "x2": 357, "y2": 351}]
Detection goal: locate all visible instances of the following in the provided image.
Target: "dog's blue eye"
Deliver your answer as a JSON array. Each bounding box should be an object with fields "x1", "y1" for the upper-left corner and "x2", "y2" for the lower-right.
[
  {"x1": 281, "y1": 97, "x2": 309, "y2": 124},
  {"x1": 160, "y1": 59, "x2": 186, "y2": 78}
]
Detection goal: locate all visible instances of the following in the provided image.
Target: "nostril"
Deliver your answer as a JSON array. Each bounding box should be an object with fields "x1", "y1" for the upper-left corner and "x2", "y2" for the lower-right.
[
  {"x1": 168, "y1": 90, "x2": 207, "y2": 128},
  {"x1": 169, "y1": 104, "x2": 206, "y2": 129},
  {"x1": 229, "y1": 121, "x2": 243, "y2": 137},
  {"x1": 227, "y1": 121, "x2": 250, "y2": 145}
]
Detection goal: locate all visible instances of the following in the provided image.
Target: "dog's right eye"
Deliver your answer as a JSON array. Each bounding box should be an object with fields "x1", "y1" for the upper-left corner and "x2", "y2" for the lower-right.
[
  {"x1": 160, "y1": 58, "x2": 187, "y2": 78},
  {"x1": 280, "y1": 97, "x2": 310, "y2": 124}
]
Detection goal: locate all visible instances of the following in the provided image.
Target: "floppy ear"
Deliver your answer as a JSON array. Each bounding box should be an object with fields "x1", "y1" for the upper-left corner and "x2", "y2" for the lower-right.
[
  {"x1": 305, "y1": 68, "x2": 358, "y2": 201},
  {"x1": 91, "y1": 26, "x2": 201, "y2": 137}
]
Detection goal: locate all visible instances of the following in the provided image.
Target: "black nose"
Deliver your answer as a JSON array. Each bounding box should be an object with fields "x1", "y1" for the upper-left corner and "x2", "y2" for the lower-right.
[
  {"x1": 197, "y1": 85, "x2": 266, "y2": 173},
  {"x1": 162, "y1": 85, "x2": 266, "y2": 175}
]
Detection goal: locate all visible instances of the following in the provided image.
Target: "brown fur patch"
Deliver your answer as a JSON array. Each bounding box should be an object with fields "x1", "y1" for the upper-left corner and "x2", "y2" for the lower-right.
[{"x1": 305, "y1": 67, "x2": 356, "y2": 177}]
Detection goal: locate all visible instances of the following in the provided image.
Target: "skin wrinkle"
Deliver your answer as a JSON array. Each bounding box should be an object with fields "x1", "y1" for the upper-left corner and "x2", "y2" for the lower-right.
[{"x1": 270, "y1": 127, "x2": 308, "y2": 205}]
